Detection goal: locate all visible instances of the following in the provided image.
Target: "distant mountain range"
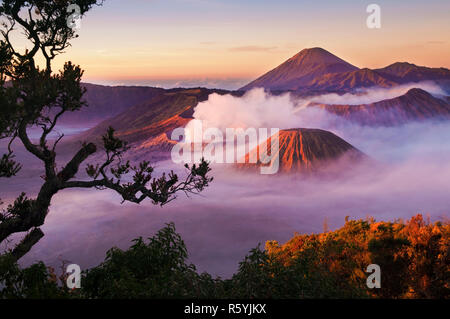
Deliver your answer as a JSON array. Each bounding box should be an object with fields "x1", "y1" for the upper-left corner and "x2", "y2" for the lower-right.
[
  {"x1": 240, "y1": 47, "x2": 450, "y2": 93},
  {"x1": 309, "y1": 88, "x2": 450, "y2": 126},
  {"x1": 64, "y1": 47, "x2": 450, "y2": 132},
  {"x1": 58, "y1": 47, "x2": 450, "y2": 171},
  {"x1": 57, "y1": 84, "x2": 165, "y2": 126}
]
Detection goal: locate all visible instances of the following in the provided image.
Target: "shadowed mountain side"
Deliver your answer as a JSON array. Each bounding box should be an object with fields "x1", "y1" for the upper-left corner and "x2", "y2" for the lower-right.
[
  {"x1": 306, "y1": 68, "x2": 397, "y2": 91},
  {"x1": 55, "y1": 83, "x2": 166, "y2": 126},
  {"x1": 237, "y1": 128, "x2": 366, "y2": 174},
  {"x1": 59, "y1": 88, "x2": 231, "y2": 160},
  {"x1": 128, "y1": 133, "x2": 179, "y2": 162},
  {"x1": 310, "y1": 88, "x2": 450, "y2": 126},
  {"x1": 375, "y1": 62, "x2": 450, "y2": 84}
]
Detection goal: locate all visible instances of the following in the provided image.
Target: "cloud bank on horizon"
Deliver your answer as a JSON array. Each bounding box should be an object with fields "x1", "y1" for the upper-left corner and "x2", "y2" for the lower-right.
[
  {"x1": 188, "y1": 82, "x2": 448, "y2": 135},
  {"x1": 308, "y1": 81, "x2": 448, "y2": 105}
]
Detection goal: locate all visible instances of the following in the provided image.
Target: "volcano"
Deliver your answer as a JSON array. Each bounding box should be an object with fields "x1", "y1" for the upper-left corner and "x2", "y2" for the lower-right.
[
  {"x1": 240, "y1": 48, "x2": 358, "y2": 91},
  {"x1": 240, "y1": 48, "x2": 450, "y2": 93},
  {"x1": 239, "y1": 128, "x2": 365, "y2": 173}
]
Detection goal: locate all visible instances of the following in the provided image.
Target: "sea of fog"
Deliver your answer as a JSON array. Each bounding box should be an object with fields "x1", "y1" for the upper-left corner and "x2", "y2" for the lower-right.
[
  {"x1": 1, "y1": 87, "x2": 450, "y2": 278},
  {"x1": 1, "y1": 120, "x2": 450, "y2": 278}
]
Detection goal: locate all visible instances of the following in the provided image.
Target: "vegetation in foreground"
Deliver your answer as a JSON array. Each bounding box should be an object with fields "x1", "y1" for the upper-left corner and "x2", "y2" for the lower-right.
[
  {"x1": 0, "y1": 214, "x2": 448, "y2": 299},
  {"x1": 0, "y1": 0, "x2": 212, "y2": 265}
]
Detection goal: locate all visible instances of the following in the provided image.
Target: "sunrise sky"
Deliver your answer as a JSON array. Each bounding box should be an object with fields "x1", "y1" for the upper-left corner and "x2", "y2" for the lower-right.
[{"x1": 22, "y1": 0, "x2": 450, "y2": 89}]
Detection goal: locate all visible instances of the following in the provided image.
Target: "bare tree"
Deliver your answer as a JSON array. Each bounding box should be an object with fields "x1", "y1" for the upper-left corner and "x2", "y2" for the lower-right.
[{"x1": 0, "y1": 0, "x2": 212, "y2": 261}]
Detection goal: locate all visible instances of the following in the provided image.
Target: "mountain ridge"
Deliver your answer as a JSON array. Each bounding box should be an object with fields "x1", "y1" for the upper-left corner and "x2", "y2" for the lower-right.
[
  {"x1": 310, "y1": 88, "x2": 450, "y2": 126},
  {"x1": 240, "y1": 48, "x2": 450, "y2": 92}
]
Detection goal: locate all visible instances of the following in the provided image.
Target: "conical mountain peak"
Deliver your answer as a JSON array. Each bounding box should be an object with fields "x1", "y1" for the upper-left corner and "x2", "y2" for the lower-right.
[{"x1": 240, "y1": 47, "x2": 359, "y2": 91}]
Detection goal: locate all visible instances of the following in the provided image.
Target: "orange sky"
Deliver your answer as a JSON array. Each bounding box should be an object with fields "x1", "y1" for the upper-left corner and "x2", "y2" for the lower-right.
[{"x1": 17, "y1": 0, "x2": 450, "y2": 89}]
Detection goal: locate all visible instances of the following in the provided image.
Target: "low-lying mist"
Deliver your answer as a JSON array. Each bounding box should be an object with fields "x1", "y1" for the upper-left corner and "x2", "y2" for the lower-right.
[
  {"x1": 2, "y1": 85, "x2": 450, "y2": 278},
  {"x1": 189, "y1": 83, "x2": 448, "y2": 133},
  {"x1": 12, "y1": 147, "x2": 450, "y2": 278},
  {"x1": 308, "y1": 81, "x2": 447, "y2": 105}
]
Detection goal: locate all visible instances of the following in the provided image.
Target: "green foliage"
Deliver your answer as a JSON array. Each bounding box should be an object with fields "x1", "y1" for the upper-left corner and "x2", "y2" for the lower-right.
[
  {"x1": 228, "y1": 245, "x2": 366, "y2": 299},
  {"x1": 102, "y1": 126, "x2": 128, "y2": 154},
  {"x1": 0, "y1": 254, "x2": 68, "y2": 299},
  {"x1": 0, "y1": 216, "x2": 448, "y2": 299},
  {"x1": 81, "y1": 223, "x2": 222, "y2": 299},
  {"x1": 0, "y1": 193, "x2": 32, "y2": 221},
  {"x1": 0, "y1": 153, "x2": 21, "y2": 178}
]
